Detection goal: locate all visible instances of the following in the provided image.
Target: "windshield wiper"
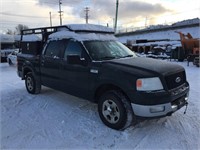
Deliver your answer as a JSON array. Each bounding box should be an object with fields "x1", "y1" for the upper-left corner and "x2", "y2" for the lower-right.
[
  {"x1": 100, "y1": 56, "x2": 116, "y2": 60},
  {"x1": 123, "y1": 55, "x2": 133, "y2": 58}
]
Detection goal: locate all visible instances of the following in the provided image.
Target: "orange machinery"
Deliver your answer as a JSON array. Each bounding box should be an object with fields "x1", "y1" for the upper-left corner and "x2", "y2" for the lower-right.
[
  {"x1": 175, "y1": 31, "x2": 199, "y2": 55},
  {"x1": 175, "y1": 31, "x2": 199, "y2": 67}
]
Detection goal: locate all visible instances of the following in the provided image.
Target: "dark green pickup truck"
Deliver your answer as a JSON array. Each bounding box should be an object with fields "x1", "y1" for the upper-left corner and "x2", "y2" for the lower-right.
[{"x1": 17, "y1": 24, "x2": 189, "y2": 130}]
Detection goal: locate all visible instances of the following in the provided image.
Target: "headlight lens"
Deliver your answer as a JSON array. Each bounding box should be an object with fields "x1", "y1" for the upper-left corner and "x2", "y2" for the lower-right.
[{"x1": 136, "y1": 77, "x2": 163, "y2": 91}]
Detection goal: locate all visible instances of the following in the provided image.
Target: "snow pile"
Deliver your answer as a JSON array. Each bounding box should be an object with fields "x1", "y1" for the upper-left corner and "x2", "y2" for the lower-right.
[
  {"x1": 49, "y1": 30, "x2": 117, "y2": 41},
  {"x1": 22, "y1": 34, "x2": 41, "y2": 42}
]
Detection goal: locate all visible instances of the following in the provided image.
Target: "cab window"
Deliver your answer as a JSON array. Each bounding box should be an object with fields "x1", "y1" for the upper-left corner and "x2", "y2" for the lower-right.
[
  {"x1": 45, "y1": 40, "x2": 67, "y2": 58},
  {"x1": 64, "y1": 41, "x2": 83, "y2": 60}
]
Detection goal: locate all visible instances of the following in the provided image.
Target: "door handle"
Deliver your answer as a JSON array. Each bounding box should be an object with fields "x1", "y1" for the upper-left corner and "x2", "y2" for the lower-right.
[{"x1": 53, "y1": 56, "x2": 59, "y2": 59}]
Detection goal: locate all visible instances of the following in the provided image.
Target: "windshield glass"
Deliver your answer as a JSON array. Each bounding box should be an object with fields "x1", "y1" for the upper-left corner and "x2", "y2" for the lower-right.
[{"x1": 83, "y1": 41, "x2": 137, "y2": 61}]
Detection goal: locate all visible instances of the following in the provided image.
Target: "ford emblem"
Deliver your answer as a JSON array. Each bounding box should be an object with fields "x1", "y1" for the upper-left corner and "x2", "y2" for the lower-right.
[{"x1": 175, "y1": 77, "x2": 181, "y2": 83}]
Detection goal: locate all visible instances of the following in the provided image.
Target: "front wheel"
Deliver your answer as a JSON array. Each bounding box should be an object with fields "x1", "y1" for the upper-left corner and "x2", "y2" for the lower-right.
[
  {"x1": 25, "y1": 72, "x2": 41, "y2": 94},
  {"x1": 98, "y1": 90, "x2": 135, "y2": 130}
]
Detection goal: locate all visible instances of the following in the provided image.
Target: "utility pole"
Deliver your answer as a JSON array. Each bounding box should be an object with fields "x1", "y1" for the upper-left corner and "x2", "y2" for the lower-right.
[
  {"x1": 84, "y1": 7, "x2": 89, "y2": 24},
  {"x1": 49, "y1": 12, "x2": 52, "y2": 27},
  {"x1": 58, "y1": 0, "x2": 63, "y2": 25},
  {"x1": 114, "y1": 0, "x2": 119, "y2": 33}
]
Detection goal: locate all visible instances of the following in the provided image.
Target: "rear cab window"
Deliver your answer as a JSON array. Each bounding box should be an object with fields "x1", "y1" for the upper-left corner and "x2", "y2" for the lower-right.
[
  {"x1": 64, "y1": 40, "x2": 83, "y2": 60},
  {"x1": 44, "y1": 40, "x2": 68, "y2": 58}
]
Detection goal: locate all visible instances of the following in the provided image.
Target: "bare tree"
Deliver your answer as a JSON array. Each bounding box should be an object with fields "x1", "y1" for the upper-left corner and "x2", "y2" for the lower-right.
[{"x1": 15, "y1": 24, "x2": 29, "y2": 34}]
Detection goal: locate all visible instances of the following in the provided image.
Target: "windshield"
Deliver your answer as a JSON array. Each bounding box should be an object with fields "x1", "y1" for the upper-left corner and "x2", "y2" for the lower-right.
[{"x1": 83, "y1": 41, "x2": 137, "y2": 61}]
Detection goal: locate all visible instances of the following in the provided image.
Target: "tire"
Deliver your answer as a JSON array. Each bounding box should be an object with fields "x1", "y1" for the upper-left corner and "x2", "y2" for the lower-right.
[
  {"x1": 25, "y1": 72, "x2": 41, "y2": 94},
  {"x1": 8, "y1": 59, "x2": 13, "y2": 65},
  {"x1": 98, "y1": 90, "x2": 135, "y2": 130}
]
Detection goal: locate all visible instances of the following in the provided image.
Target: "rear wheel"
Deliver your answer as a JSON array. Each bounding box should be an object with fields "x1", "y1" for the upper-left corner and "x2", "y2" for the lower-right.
[
  {"x1": 25, "y1": 72, "x2": 41, "y2": 94},
  {"x1": 98, "y1": 90, "x2": 135, "y2": 130}
]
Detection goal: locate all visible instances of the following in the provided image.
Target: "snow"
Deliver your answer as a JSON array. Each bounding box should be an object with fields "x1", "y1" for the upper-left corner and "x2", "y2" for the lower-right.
[
  {"x1": 66, "y1": 24, "x2": 114, "y2": 33},
  {"x1": 22, "y1": 34, "x2": 41, "y2": 42},
  {"x1": 14, "y1": 35, "x2": 21, "y2": 42},
  {"x1": 133, "y1": 40, "x2": 181, "y2": 47},
  {"x1": 0, "y1": 34, "x2": 15, "y2": 43},
  {"x1": 118, "y1": 26, "x2": 200, "y2": 43},
  {"x1": 49, "y1": 24, "x2": 116, "y2": 41},
  {"x1": 136, "y1": 52, "x2": 170, "y2": 59},
  {"x1": 49, "y1": 30, "x2": 117, "y2": 41},
  {"x1": 1, "y1": 60, "x2": 200, "y2": 149},
  {"x1": 172, "y1": 18, "x2": 200, "y2": 26}
]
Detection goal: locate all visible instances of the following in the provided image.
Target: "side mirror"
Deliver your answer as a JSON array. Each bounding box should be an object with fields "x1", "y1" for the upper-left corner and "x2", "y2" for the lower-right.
[{"x1": 67, "y1": 55, "x2": 87, "y2": 66}]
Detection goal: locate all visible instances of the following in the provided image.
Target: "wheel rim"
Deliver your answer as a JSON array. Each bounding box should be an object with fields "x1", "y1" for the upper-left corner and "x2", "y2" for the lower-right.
[
  {"x1": 102, "y1": 99, "x2": 120, "y2": 124},
  {"x1": 27, "y1": 77, "x2": 34, "y2": 91}
]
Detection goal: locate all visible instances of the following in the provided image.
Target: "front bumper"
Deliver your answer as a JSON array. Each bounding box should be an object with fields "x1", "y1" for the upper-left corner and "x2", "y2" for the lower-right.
[
  {"x1": 132, "y1": 94, "x2": 188, "y2": 117},
  {"x1": 131, "y1": 83, "x2": 189, "y2": 117}
]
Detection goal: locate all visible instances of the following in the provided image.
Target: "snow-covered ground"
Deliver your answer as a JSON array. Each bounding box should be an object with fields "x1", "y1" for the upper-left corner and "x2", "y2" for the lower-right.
[{"x1": 0, "y1": 61, "x2": 200, "y2": 149}]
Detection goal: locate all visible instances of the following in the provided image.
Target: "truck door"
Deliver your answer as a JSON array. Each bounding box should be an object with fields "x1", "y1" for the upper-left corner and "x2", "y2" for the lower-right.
[
  {"x1": 60, "y1": 40, "x2": 90, "y2": 99},
  {"x1": 40, "y1": 40, "x2": 67, "y2": 89}
]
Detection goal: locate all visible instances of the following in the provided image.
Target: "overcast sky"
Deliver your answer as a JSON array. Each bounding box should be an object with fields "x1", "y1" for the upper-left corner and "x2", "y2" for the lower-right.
[{"x1": 1, "y1": 0, "x2": 200, "y2": 33}]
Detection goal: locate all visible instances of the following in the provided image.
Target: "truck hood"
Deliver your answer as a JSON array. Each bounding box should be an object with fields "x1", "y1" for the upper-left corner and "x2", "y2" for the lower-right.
[{"x1": 105, "y1": 57, "x2": 184, "y2": 76}]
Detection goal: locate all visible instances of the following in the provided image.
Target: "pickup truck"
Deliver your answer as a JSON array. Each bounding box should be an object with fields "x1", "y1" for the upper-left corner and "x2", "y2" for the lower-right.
[{"x1": 17, "y1": 24, "x2": 189, "y2": 130}]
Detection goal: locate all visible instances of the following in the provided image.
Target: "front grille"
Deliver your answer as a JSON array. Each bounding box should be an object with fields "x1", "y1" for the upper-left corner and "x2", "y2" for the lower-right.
[{"x1": 165, "y1": 71, "x2": 186, "y2": 90}]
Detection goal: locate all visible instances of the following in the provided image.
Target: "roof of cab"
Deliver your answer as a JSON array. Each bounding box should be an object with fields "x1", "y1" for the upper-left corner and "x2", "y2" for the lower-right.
[{"x1": 66, "y1": 24, "x2": 114, "y2": 33}]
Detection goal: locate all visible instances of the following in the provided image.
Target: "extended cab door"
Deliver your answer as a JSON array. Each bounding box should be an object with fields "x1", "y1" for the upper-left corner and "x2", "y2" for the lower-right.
[
  {"x1": 60, "y1": 40, "x2": 91, "y2": 98},
  {"x1": 40, "y1": 40, "x2": 67, "y2": 89}
]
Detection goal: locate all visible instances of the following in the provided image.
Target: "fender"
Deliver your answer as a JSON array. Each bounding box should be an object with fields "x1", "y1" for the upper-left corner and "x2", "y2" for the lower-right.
[
  {"x1": 92, "y1": 78, "x2": 131, "y2": 102},
  {"x1": 22, "y1": 60, "x2": 40, "y2": 82}
]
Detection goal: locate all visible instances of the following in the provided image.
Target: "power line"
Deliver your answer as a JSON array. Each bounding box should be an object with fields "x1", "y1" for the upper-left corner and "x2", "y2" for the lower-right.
[
  {"x1": 1, "y1": 20, "x2": 45, "y2": 25},
  {"x1": 148, "y1": 8, "x2": 200, "y2": 21},
  {"x1": 0, "y1": 12, "x2": 48, "y2": 18},
  {"x1": 123, "y1": 7, "x2": 200, "y2": 25}
]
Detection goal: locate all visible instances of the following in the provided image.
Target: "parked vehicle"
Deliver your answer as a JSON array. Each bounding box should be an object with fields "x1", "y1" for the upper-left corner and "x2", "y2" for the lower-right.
[
  {"x1": 17, "y1": 24, "x2": 189, "y2": 130},
  {"x1": 0, "y1": 34, "x2": 16, "y2": 62},
  {"x1": 7, "y1": 50, "x2": 19, "y2": 65}
]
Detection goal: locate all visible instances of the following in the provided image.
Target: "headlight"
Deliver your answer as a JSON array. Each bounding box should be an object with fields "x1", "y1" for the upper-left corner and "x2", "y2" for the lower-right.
[{"x1": 136, "y1": 77, "x2": 163, "y2": 91}]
